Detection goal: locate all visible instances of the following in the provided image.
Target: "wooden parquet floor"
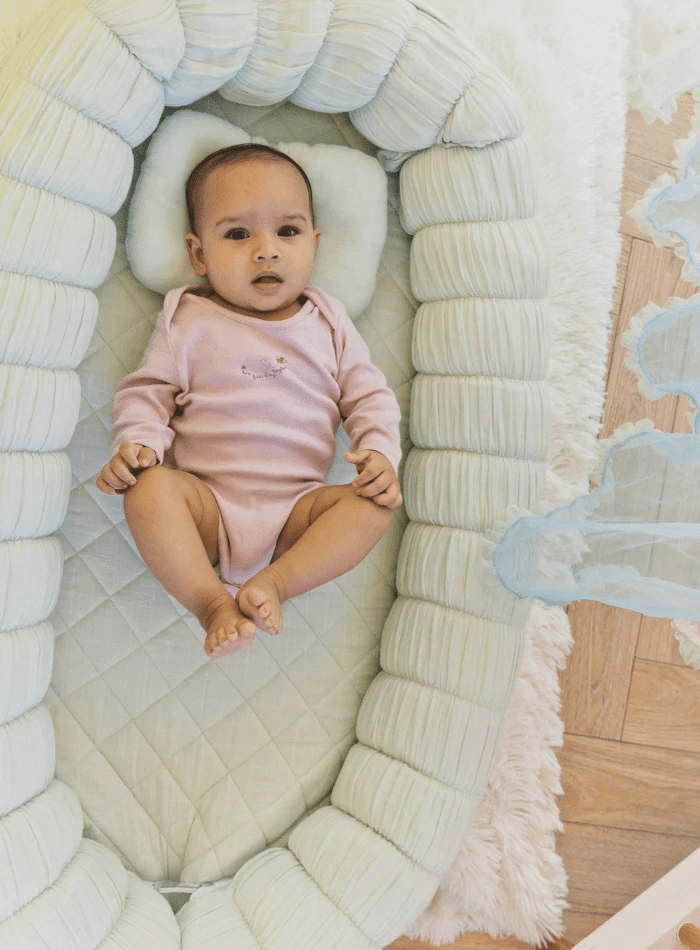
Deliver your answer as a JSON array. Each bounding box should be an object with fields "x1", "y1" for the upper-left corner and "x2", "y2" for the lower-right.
[{"x1": 386, "y1": 93, "x2": 700, "y2": 950}]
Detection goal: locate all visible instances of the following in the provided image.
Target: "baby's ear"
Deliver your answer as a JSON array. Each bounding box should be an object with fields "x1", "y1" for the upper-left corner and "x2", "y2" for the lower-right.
[
  {"x1": 314, "y1": 228, "x2": 321, "y2": 251},
  {"x1": 185, "y1": 233, "x2": 207, "y2": 276}
]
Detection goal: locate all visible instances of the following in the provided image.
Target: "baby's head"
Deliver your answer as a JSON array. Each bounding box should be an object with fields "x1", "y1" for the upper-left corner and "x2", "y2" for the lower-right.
[{"x1": 184, "y1": 143, "x2": 321, "y2": 321}]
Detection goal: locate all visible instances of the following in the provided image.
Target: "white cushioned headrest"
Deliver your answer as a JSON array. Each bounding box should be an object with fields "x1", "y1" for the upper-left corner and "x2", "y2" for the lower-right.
[{"x1": 126, "y1": 110, "x2": 388, "y2": 319}]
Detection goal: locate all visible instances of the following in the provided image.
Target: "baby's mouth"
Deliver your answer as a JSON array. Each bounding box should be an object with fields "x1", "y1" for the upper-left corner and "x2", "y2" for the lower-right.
[{"x1": 253, "y1": 275, "x2": 282, "y2": 284}]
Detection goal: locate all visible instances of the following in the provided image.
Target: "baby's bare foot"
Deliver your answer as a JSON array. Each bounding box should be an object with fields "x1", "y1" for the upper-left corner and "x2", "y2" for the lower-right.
[
  {"x1": 237, "y1": 567, "x2": 286, "y2": 636},
  {"x1": 201, "y1": 593, "x2": 257, "y2": 658}
]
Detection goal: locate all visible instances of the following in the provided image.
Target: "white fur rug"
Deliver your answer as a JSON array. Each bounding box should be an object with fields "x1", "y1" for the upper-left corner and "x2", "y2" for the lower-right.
[{"x1": 400, "y1": 1, "x2": 632, "y2": 944}]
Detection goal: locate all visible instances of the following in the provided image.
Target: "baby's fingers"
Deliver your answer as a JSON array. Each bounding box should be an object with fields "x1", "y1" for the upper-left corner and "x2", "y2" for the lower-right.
[
  {"x1": 355, "y1": 468, "x2": 393, "y2": 496},
  {"x1": 111, "y1": 454, "x2": 139, "y2": 486},
  {"x1": 96, "y1": 474, "x2": 116, "y2": 495},
  {"x1": 372, "y1": 483, "x2": 403, "y2": 509},
  {"x1": 95, "y1": 455, "x2": 136, "y2": 495},
  {"x1": 119, "y1": 442, "x2": 145, "y2": 468},
  {"x1": 136, "y1": 445, "x2": 157, "y2": 468},
  {"x1": 96, "y1": 462, "x2": 132, "y2": 494}
]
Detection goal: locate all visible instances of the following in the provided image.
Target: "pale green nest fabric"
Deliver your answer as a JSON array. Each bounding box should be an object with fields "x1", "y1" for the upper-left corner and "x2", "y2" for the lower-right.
[{"x1": 0, "y1": 0, "x2": 550, "y2": 947}]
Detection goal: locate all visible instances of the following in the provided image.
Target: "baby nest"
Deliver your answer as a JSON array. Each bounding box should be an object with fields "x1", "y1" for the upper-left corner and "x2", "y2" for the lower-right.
[{"x1": 0, "y1": 1, "x2": 551, "y2": 948}]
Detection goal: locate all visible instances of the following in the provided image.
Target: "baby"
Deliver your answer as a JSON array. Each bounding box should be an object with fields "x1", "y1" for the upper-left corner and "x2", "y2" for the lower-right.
[{"x1": 97, "y1": 142, "x2": 403, "y2": 659}]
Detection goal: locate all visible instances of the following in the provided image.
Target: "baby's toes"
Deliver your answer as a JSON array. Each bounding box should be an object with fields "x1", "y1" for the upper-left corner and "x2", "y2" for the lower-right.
[
  {"x1": 259, "y1": 603, "x2": 280, "y2": 634},
  {"x1": 237, "y1": 617, "x2": 256, "y2": 638},
  {"x1": 238, "y1": 587, "x2": 271, "y2": 630},
  {"x1": 207, "y1": 623, "x2": 236, "y2": 654},
  {"x1": 211, "y1": 629, "x2": 250, "y2": 658},
  {"x1": 262, "y1": 603, "x2": 282, "y2": 636},
  {"x1": 214, "y1": 641, "x2": 244, "y2": 658}
]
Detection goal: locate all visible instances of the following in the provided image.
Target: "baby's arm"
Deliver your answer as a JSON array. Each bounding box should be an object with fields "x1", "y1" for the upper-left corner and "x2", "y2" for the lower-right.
[
  {"x1": 111, "y1": 309, "x2": 184, "y2": 463},
  {"x1": 335, "y1": 310, "x2": 402, "y2": 476},
  {"x1": 98, "y1": 310, "x2": 183, "y2": 495}
]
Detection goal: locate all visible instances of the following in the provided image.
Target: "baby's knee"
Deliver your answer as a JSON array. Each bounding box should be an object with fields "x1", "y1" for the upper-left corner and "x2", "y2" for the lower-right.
[
  {"x1": 379, "y1": 504, "x2": 394, "y2": 526},
  {"x1": 123, "y1": 463, "x2": 169, "y2": 506},
  {"x1": 364, "y1": 497, "x2": 394, "y2": 531}
]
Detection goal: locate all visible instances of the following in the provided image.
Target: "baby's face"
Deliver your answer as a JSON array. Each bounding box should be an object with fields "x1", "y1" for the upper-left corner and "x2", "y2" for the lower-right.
[{"x1": 185, "y1": 159, "x2": 321, "y2": 321}]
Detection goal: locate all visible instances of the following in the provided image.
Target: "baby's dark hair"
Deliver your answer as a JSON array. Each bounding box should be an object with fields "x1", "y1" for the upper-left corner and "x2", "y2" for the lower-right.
[{"x1": 185, "y1": 143, "x2": 315, "y2": 235}]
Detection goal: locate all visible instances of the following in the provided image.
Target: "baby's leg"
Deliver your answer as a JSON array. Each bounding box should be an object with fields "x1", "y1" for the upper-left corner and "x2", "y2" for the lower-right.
[
  {"x1": 236, "y1": 483, "x2": 393, "y2": 635},
  {"x1": 122, "y1": 466, "x2": 256, "y2": 657}
]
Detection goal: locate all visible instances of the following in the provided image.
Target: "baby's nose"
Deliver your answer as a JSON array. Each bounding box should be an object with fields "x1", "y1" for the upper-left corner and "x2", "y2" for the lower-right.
[{"x1": 254, "y1": 237, "x2": 279, "y2": 260}]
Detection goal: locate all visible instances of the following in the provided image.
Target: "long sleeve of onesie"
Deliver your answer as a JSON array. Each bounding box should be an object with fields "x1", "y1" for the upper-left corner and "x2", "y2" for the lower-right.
[
  {"x1": 333, "y1": 304, "x2": 402, "y2": 475},
  {"x1": 111, "y1": 308, "x2": 183, "y2": 463}
]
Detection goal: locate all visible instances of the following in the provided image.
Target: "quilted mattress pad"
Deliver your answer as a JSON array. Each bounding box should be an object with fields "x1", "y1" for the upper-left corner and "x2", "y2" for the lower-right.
[{"x1": 0, "y1": 0, "x2": 550, "y2": 947}]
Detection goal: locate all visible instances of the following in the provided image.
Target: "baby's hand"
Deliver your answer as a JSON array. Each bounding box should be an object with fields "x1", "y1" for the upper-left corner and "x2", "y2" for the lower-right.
[
  {"x1": 344, "y1": 449, "x2": 403, "y2": 510},
  {"x1": 96, "y1": 442, "x2": 158, "y2": 495}
]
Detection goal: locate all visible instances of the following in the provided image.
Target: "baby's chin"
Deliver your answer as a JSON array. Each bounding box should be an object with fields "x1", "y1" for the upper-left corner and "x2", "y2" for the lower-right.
[{"x1": 211, "y1": 284, "x2": 305, "y2": 317}]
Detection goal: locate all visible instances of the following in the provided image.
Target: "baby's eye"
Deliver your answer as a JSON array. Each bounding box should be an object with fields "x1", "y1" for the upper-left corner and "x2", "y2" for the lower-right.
[
  {"x1": 278, "y1": 226, "x2": 299, "y2": 236},
  {"x1": 226, "y1": 229, "x2": 248, "y2": 240}
]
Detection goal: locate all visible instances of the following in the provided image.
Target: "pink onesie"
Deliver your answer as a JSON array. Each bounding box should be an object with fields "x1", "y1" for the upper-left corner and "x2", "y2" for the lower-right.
[{"x1": 111, "y1": 284, "x2": 402, "y2": 599}]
